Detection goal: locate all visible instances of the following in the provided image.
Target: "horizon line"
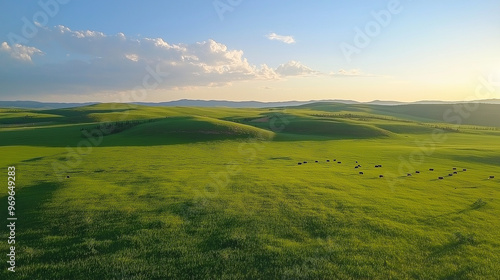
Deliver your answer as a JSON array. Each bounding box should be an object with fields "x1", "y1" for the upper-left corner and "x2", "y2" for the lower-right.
[{"x1": 1, "y1": 98, "x2": 499, "y2": 104}]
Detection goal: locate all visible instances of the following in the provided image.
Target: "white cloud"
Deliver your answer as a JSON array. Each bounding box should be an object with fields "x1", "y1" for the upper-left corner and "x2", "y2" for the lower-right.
[
  {"x1": 275, "y1": 61, "x2": 318, "y2": 76},
  {"x1": 0, "y1": 26, "x2": 282, "y2": 96},
  {"x1": 266, "y1": 33, "x2": 296, "y2": 44},
  {"x1": 0, "y1": 26, "x2": 371, "y2": 99},
  {"x1": 0, "y1": 42, "x2": 43, "y2": 62},
  {"x1": 125, "y1": 54, "x2": 139, "y2": 62}
]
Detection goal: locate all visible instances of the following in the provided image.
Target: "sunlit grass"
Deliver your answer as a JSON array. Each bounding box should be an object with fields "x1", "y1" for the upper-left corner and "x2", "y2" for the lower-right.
[{"x1": 0, "y1": 104, "x2": 499, "y2": 279}]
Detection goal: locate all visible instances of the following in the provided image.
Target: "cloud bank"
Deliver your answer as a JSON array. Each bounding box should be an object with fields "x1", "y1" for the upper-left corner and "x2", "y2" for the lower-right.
[
  {"x1": 0, "y1": 26, "x2": 366, "y2": 98},
  {"x1": 0, "y1": 42, "x2": 43, "y2": 62}
]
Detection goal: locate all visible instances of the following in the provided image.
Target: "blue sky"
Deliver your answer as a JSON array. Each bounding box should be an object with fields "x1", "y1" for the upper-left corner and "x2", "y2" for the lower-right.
[{"x1": 0, "y1": 0, "x2": 499, "y2": 102}]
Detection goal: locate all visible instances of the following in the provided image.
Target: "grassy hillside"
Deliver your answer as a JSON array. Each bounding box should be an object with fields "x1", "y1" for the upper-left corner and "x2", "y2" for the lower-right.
[
  {"x1": 378, "y1": 104, "x2": 500, "y2": 127},
  {"x1": 105, "y1": 116, "x2": 275, "y2": 145},
  {"x1": 1, "y1": 103, "x2": 499, "y2": 279},
  {"x1": 297, "y1": 102, "x2": 500, "y2": 127}
]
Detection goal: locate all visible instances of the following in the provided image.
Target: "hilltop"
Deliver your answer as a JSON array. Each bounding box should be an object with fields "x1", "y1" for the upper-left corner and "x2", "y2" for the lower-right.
[
  {"x1": 1, "y1": 98, "x2": 500, "y2": 109},
  {"x1": 1, "y1": 102, "x2": 500, "y2": 279},
  {"x1": 1, "y1": 102, "x2": 499, "y2": 148}
]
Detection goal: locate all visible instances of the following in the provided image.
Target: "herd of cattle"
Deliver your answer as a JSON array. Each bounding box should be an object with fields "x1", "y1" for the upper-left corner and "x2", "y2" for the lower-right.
[{"x1": 297, "y1": 159, "x2": 495, "y2": 180}]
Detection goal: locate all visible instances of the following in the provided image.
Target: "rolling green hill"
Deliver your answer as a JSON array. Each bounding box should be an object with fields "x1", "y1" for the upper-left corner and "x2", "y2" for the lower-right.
[
  {"x1": 1, "y1": 103, "x2": 499, "y2": 279},
  {"x1": 105, "y1": 116, "x2": 275, "y2": 146},
  {"x1": 298, "y1": 102, "x2": 500, "y2": 127}
]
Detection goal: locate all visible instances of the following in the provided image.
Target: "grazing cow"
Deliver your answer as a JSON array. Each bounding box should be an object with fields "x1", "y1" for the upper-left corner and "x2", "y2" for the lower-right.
[
  {"x1": 303, "y1": 161, "x2": 307, "y2": 164},
  {"x1": 463, "y1": 169, "x2": 467, "y2": 171},
  {"x1": 439, "y1": 177, "x2": 444, "y2": 180},
  {"x1": 407, "y1": 173, "x2": 412, "y2": 176},
  {"x1": 333, "y1": 159, "x2": 336, "y2": 161},
  {"x1": 358, "y1": 165, "x2": 362, "y2": 167},
  {"x1": 416, "y1": 171, "x2": 420, "y2": 174},
  {"x1": 448, "y1": 174, "x2": 453, "y2": 176},
  {"x1": 490, "y1": 176, "x2": 495, "y2": 179},
  {"x1": 453, "y1": 168, "x2": 457, "y2": 170},
  {"x1": 429, "y1": 168, "x2": 434, "y2": 171},
  {"x1": 327, "y1": 160, "x2": 330, "y2": 162},
  {"x1": 359, "y1": 172, "x2": 364, "y2": 175},
  {"x1": 315, "y1": 161, "x2": 319, "y2": 163},
  {"x1": 356, "y1": 161, "x2": 358, "y2": 163},
  {"x1": 66, "y1": 175, "x2": 70, "y2": 179},
  {"x1": 338, "y1": 162, "x2": 342, "y2": 164},
  {"x1": 355, "y1": 166, "x2": 359, "y2": 169},
  {"x1": 379, "y1": 175, "x2": 384, "y2": 178},
  {"x1": 453, "y1": 171, "x2": 458, "y2": 174},
  {"x1": 298, "y1": 163, "x2": 302, "y2": 165},
  {"x1": 375, "y1": 165, "x2": 378, "y2": 168}
]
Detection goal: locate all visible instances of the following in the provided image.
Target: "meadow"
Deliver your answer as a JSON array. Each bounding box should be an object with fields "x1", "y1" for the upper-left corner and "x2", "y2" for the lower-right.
[{"x1": 0, "y1": 102, "x2": 499, "y2": 279}]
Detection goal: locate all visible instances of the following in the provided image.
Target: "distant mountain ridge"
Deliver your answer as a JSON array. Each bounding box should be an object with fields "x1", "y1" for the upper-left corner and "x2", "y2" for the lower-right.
[{"x1": 1, "y1": 98, "x2": 500, "y2": 109}]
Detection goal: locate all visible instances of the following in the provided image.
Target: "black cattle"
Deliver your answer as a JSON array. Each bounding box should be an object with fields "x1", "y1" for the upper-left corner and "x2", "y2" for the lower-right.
[
  {"x1": 315, "y1": 161, "x2": 319, "y2": 163},
  {"x1": 429, "y1": 168, "x2": 434, "y2": 171},
  {"x1": 379, "y1": 175, "x2": 384, "y2": 178},
  {"x1": 338, "y1": 161, "x2": 342, "y2": 164},
  {"x1": 298, "y1": 163, "x2": 302, "y2": 165},
  {"x1": 326, "y1": 160, "x2": 330, "y2": 162},
  {"x1": 355, "y1": 166, "x2": 359, "y2": 169},
  {"x1": 407, "y1": 173, "x2": 412, "y2": 176},
  {"x1": 356, "y1": 161, "x2": 358, "y2": 163},
  {"x1": 463, "y1": 168, "x2": 467, "y2": 171},
  {"x1": 490, "y1": 176, "x2": 495, "y2": 179},
  {"x1": 303, "y1": 161, "x2": 307, "y2": 164},
  {"x1": 439, "y1": 177, "x2": 444, "y2": 180},
  {"x1": 453, "y1": 167, "x2": 457, "y2": 170},
  {"x1": 333, "y1": 159, "x2": 336, "y2": 161},
  {"x1": 416, "y1": 171, "x2": 420, "y2": 174},
  {"x1": 448, "y1": 174, "x2": 453, "y2": 176},
  {"x1": 453, "y1": 171, "x2": 458, "y2": 174},
  {"x1": 359, "y1": 172, "x2": 364, "y2": 175},
  {"x1": 66, "y1": 175, "x2": 70, "y2": 179}
]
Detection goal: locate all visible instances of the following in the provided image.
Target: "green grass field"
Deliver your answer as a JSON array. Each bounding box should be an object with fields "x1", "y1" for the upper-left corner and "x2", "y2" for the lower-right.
[{"x1": 1, "y1": 103, "x2": 499, "y2": 279}]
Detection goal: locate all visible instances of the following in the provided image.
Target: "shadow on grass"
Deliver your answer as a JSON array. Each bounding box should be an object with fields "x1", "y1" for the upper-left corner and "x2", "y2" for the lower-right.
[
  {"x1": 430, "y1": 240, "x2": 465, "y2": 259},
  {"x1": 0, "y1": 181, "x2": 146, "y2": 279},
  {"x1": 0, "y1": 108, "x2": 131, "y2": 127},
  {"x1": 442, "y1": 268, "x2": 470, "y2": 280},
  {"x1": 0, "y1": 112, "x2": 393, "y2": 148},
  {"x1": 429, "y1": 238, "x2": 475, "y2": 280},
  {"x1": 422, "y1": 199, "x2": 487, "y2": 222},
  {"x1": 7, "y1": 181, "x2": 60, "y2": 231},
  {"x1": 451, "y1": 154, "x2": 500, "y2": 167},
  {"x1": 0, "y1": 120, "x2": 274, "y2": 147},
  {"x1": 21, "y1": 157, "x2": 45, "y2": 163}
]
